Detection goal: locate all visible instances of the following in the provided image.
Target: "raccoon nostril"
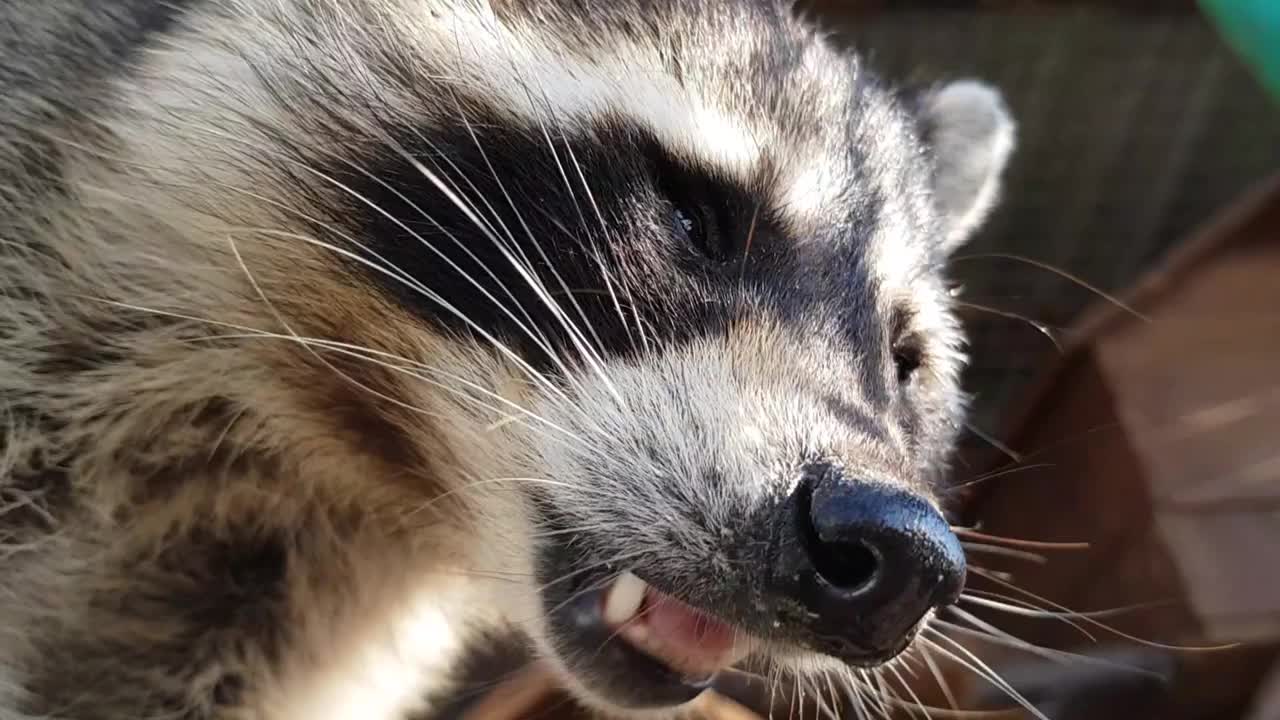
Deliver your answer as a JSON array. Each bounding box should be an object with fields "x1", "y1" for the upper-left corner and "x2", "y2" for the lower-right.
[
  {"x1": 795, "y1": 483, "x2": 881, "y2": 592},
  {"x1": 812, "y1": 539, "x2": 880, "y2": 592}
]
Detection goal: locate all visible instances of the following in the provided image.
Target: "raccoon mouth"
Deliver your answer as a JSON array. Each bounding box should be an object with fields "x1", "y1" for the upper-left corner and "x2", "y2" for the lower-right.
[
  {"x1": 600, "y1": 571, "x2": 756, "y2": 677},
  {"x1": 542, "y1": 567, "x2": 759, "y2": 709}
]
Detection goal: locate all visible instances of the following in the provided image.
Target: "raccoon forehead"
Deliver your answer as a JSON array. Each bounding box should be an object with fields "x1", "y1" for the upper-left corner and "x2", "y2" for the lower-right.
[{"x1": 402, "y1": 0, "x2": 865, "y2": 219}]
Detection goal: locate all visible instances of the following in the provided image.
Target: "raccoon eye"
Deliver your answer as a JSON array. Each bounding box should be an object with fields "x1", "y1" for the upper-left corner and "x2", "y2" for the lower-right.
[
  {"x1": 652, "y1": 148, "x2": 738, "y2": 262},
  {"x1": 892, "y1": 339, "x2": 924, "y2": 384},
  {"x1": 672, "y1": 205, "x2": 706, "y2": 249},
  {"x1": 670, "y1": 201, "x2": 733, "y2": 262},
  {"x1": 889, "y1": 308, "x2": 923, "y2": 384}
]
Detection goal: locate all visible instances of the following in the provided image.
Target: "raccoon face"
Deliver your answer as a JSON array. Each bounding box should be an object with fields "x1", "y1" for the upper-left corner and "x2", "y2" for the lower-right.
[
  {"x1": 519, "y1": 71, "x2": 1009, "y2": 699},
  {"x1": 323, "y1": 1, "x2": 1014, "y2": 714},
  {"x1": 128, "y1": 0, "x2": 1010, "y2": 713}
]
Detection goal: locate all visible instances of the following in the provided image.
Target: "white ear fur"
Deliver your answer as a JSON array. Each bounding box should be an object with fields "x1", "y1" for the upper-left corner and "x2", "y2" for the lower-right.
[{"x1": 919, "y1": 80, "x2": 1016, "y2": 253}]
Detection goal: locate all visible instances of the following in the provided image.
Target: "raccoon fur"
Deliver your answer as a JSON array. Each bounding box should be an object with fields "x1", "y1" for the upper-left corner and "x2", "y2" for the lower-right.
[{"x1": 0, "y1": 0, "x2": 1015, "y2": 718}]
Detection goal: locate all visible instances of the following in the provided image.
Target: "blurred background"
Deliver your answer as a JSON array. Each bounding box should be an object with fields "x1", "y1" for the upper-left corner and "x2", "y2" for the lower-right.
[{"x1": 450, "y1": 1, "x2": 1280, "y2": 718}]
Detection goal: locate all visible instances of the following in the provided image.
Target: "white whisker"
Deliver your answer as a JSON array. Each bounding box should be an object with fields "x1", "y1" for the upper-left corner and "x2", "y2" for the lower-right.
[
  {"x1": 555, "y1": 126, "x2": 642, "y2": 357},
  {"x1": 887, "y1": 660, "x2": 932, "y2": 720},
  {"x1": 917, "y1": 640, "x2": 960, "y2": 712},
  {"x1": 503, "y1": 80, "x2": 626, "y2": 401},
  {"x1": 383, "y1": 137, "x2": 622, "y2": 406},
  {"x1": 921, "y1": 629, "x2": 1051, "y2": 720},
  {"x1": 965, "y1": 567, "x2": 1234, "y2": 651},
  {"x1": 857, "y1": 669, "x2": 890, "y2": 719},
  {"x1": 177, "y1": 123, "x2": 580, "y2": 411},
  {"x1": 936, "y1": 609, "x2": 1167, "y2": 681},
  {"x1": 84, "y1": 297, "x2": 588, "y2": 453},
  {"x1": 952, "y1": 528, "x2": 1089, "y2": 551},
  {"x1": 959, "y1": 542, "x2": 1047, "y2": 565},
  {"x1": 405, "y1": 475, "x2": 615, "y2": 522},
  {"x1": 224, "y1": 224, "x2": 572, "y2": 409},
  {"x1": 961, "y1": 590, "x2": 1156, "y2": 622}
]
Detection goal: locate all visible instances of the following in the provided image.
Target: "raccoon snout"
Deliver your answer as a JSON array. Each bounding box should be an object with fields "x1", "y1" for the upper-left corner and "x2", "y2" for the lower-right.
[{"x1": 768, "y1": 464, "x2": 965, "y2": 664}]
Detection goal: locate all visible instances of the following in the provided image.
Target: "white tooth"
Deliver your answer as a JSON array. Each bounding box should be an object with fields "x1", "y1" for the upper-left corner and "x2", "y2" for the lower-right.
[{"x1": 603, "y1": 571, "x2": 647, "y2": 625}]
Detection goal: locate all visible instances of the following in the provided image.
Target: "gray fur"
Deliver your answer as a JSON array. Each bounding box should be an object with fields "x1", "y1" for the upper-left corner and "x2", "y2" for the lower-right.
[{"x1": 0, "y1": 1, "x2": 1014, "y2": 718}]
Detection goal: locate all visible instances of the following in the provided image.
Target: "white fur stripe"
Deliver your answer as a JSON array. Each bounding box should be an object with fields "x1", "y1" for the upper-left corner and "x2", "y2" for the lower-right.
[{"x1": 410, "y1": 3, "x2": 762, "y2": 180}]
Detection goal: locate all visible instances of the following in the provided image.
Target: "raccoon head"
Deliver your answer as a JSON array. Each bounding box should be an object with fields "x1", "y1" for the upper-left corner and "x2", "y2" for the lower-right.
[
  {"x1": 112, "y1": 0, "x2": 1012, "y2": 713},
  {"x1": 342, "y1": 0, "x2": 1015, "y2": 713}
]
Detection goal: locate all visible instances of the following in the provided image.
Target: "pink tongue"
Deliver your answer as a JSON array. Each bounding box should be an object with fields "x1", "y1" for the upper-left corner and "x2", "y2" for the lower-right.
[{"x1": 643, "y1": 593, "x2": 737, "y2": 662}]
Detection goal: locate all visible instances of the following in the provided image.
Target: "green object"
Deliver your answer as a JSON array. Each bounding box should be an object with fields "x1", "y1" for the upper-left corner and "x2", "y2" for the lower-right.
[{"x1": 1200, "y1": 0, "x2": 1280, "y2": 102}]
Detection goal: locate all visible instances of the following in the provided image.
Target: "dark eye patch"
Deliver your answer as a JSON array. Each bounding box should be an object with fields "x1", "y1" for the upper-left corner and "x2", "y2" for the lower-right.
[{"x1": 332, "y1": 110, "x2": 859, "y2": 375}]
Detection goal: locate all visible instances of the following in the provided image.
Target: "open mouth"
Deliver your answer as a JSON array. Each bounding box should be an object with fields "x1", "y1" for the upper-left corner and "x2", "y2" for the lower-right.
[
  {"x1": 543, "y1": 568, "x2": 760, "y2": 709},
  {"x1": 601, "y1": 571, "x2": 757, "y2": 678}
]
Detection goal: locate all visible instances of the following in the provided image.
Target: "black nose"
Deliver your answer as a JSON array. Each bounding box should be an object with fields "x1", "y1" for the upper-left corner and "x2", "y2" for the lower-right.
[{"x1": 769, "y1": 465, "x2": 965, "y2": 664}]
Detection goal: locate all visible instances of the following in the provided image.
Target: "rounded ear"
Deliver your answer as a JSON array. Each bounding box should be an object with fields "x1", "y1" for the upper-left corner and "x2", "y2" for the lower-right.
[{"x1": 917, "y1": 80, "x2": 1016, "y2": 254}]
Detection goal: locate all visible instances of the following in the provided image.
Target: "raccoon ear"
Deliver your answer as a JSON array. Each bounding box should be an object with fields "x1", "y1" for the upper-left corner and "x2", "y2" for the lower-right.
[{"x1": 916, "y1": 80, "x2": 1016, "y2": 254}]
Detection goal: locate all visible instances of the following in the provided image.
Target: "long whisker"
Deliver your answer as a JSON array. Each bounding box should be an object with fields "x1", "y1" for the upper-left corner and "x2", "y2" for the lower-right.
[
  {"x1": 887, "y1": 662, "x2": 931, "y2": 720},
  {"x1": 951, "y1": 252, "x2": 1150, "y2": 323},
  {"x1": 385, "y1": 134, "x2": 622, "y2": 407},
  {"x1": 552, "y1": 126, "x2": 642, "y2": 360},
  {"x1": 54, "y1": 120, "x2": 581, "y2": 414},
  {"x1": 523, "y1": 111, "x2": 621, "y2": 398},
  {"x1": 916, "y1": 641, "x2": 961, "y2": 712},
  {"x1": 463, "y1": 57, "x2": 620, "y2": 397},
  {"x1": 962, "y1": 422, "x2": 1022, "y2": 462},
  {"x1": 967, "y1": 567, "x2": 1237, "y2": 651},
  {"x1": 921, "y1": 630, "x2": 1051, "y2": 720},
  {"x1": 209, "y1": 329, "x2": 585, "y2": 447},
  {"x1": 274, "y1": 155, "x2": 580, "y2": 402},
  {"x1": 841, "y1": 669, "x2": 872, "y2": 720},
  {"x1": 789, "y1": 667, "x2": 801, "y2": 720},
  {"x1": 505, "y1": 60, "x2": 642, "y2": 390},
  {"x1": 225, "y1": 230, "x2": 478, "y2": 457},
  {"x1": 819, "y1": 669, "x2": 849, "y2": 720},
  {"x1": 404, "y1": 476, "x2": 617, "y2": 522},
  {"x1": 962, "y1": 421, "x2": 1123, "y2": 492},
  {"x1": 498, "y1": 575, "x2": 619, "y2": 633},
  {"x1": 827, "y1": 667, "x2": 1020, "y2": 720},
  {"x1": 216, "y1": 134, "x2": 597, "y2": 430},
  {"x1": 793, "y1": 666, "x2": 833, "y2": 720},
  {"x1": 94, "y1": 273, "x2": 582, "y2": 449},
  {"x1": 388, "y1": 123, "x2": 590, "y2": 404},
  {"x1": 954, "y1": 301, "x2": 1061, "y2": 352},
  {"x1": 953, "y1": 529, "x2": 1089, "y2": 551},
  {"x1": 423, "y1": 94, "x2": 596, "y2": 399},
  {"x1": 963, "y1": 578, "x2": 1099, "y2": 642},
  {"x1": 961, "y1": 590, "x2": 1168, "y2": 622},
  {"x1": 548, "y1": 282, "x2": 656, "y2": 356},
  {"x1": 526, "y1": 522, "x2": 618, "y2": 540},
  {"x1": 876, "y1": 668, "x2": 904, "y2": 719},
  {"x1": 535, "y1": 550, "x2": 651, "y2": 595},
  {"x1": 225, "y1": 224, "x2": 573, "y2": 411},
  {"x1": 937, "y1": 609, "x2": 1168, "y2": 681},
  {"x1": 520, "y1": 553, "x2": 656, "y2": 625},
  {"x1": 739, "y1": 203, "x2": 761, "y2": 285},
  {"x1": 959, "y1": 542, "x2": 1047, "y2": 565},
  {"x1": 948, "y1": 463, "x2": 1056, "y2": 491},
  {"x1": 324, "y1": 141, "x2": 577, "y2": 392},
  {"x1": 858, "y1": 669, "x2": 890, "y2": 719},
  {"x1": 201, "y1": 169, "x2": 568, "y2": 415}
]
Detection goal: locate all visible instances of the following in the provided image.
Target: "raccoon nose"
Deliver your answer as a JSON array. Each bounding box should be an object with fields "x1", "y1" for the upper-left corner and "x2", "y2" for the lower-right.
[{"x1": 770, "y1": 466, "x2": 965, "y2": 663}]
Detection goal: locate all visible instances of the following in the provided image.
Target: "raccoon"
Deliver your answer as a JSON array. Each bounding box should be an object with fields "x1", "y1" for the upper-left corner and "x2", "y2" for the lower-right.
[{"x1": 0, "y1": 0, "x2": 1015, "y2": 718}]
